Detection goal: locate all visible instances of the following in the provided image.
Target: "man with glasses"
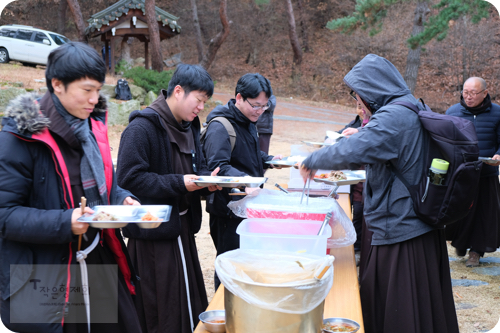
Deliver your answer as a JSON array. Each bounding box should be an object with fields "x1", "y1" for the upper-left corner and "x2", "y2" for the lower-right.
[
  {"x1": 116, "y1": 64, "x2": 222, "y2": 333},
  {"x1": 445, "y1": 77, "x2": 500, "y2": 267},
  {"x1": 202, "y1": 73, "x2": 281, "y2": 289}
]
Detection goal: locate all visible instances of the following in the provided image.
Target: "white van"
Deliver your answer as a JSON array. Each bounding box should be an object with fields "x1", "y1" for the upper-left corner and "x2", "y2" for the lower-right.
[{"x1": 0, "y1": 24, "x2": 70, "y2": 66}]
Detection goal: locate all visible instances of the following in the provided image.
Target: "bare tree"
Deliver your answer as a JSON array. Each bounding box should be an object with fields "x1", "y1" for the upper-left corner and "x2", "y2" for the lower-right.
[
  {"x1": 57, "y1": 0, "x2": 68, "y2": 35},
  {"x1": 285, "y1": 0, "x2": 303, "y2": 65},
  {"x1": 296, "y1": 0, "x2": 311, "y2": 53},
  {"x1": 190, "y1": 0, "x2": 204, "y2": 62},
  {"x1": 145, "y1": 0, "x2": 163, "y2": 72},
  {"x1": 403, "y1": 0, "x2": 430, "y2": 94},
  {"x1": 66, "y1": 0, "x2": 87, "y2": 42},
  {"x1": 199, "y1": 0, "x2": 231, "y2": 70}
]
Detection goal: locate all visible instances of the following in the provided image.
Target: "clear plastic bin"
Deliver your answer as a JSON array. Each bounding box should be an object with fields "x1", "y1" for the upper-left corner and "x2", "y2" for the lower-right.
[{"x1": 237, "y1": 218, "x2": 332, "y2": 256}]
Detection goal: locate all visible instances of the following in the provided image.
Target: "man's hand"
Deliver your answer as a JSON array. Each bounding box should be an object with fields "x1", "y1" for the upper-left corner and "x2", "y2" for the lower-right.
[
  {"x1": 341, "y1": 128, "x2": 359, "y2": 138},
  {"x1": 184, "y1": 174, "x2": 204, "y2": 192},
  {"x1": 71, "y1": 207, "x2": 92, "y2": 235},
  {"x1": 123, "y1": 196, "x2": 140, "y2": 206},
  {"x1": 485, "y1": 154, "x2": 500, "y2": 166},
  {"x1": 208, "y1": 167, "x2": 222, "y2": 192},
  {"x1": 299, "y1": 163, "x2": 316, "y2": 182},
  {"x1": 270, "y1": 154, "x2": 284, "y2": 169}
]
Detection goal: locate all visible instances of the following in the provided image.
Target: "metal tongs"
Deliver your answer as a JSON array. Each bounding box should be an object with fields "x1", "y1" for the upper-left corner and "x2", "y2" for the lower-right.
[{"x1": 300, "y1": 172, "x2": 311, "y2": 205}]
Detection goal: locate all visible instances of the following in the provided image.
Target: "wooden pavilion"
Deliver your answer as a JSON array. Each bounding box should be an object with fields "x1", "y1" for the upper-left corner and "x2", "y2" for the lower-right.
[{"x1": 85, "y1": 0, "x2": 181, "y2": 74}]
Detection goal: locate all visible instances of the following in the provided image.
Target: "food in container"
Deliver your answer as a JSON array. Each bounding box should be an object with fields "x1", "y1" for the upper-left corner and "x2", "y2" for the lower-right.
[
  {"x1": 322, "y1": 318, "x2": 360, "y2": 333},
  {"x1": 315, "y1": 171, "x2": 347, "y2": 181},
  {"x1": 199, "y1": 310, "x2": 226, "y2": 333},
  {"x1": 77, "y1": 205, "x2": 171, "y2": 229}
]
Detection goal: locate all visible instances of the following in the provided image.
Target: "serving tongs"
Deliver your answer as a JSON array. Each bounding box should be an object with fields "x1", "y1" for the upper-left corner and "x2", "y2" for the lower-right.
[{"x1": 300, "y1": 173, "x2": 311, "y2": 205}]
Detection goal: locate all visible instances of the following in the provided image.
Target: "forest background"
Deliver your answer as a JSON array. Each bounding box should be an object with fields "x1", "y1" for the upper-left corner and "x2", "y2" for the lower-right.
[{"x1": 1, "y1": 0, "x2": 500, "y2": 112}]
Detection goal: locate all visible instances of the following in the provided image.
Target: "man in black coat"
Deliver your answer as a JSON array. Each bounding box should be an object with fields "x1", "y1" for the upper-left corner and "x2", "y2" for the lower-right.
[{"x1": 202, "y1": 73, "x2": 281, "y2": 289}]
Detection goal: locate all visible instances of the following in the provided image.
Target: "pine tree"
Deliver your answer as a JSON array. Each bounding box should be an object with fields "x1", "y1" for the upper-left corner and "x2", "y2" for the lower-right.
[{"x1": 327, "y1": 0, "x2": 492, "y2": 93}]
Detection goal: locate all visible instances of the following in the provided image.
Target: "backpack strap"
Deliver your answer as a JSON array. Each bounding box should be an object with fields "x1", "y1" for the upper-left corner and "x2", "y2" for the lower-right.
[{"x1": 202, "y1": 117, "x2": 236, "y2": 152}]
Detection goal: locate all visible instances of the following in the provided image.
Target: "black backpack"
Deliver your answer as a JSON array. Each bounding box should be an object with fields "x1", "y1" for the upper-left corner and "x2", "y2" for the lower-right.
[
  {"x1": 115, "y1": 79, "x2": 132, "y2": 100},
  {"x1": 387, "y1": 99, "x2": 482, "y2": 228}
]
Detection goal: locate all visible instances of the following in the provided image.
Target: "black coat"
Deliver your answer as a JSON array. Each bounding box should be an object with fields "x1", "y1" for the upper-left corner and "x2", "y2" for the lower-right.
[
  {"x1": 202, "y1": 99, "x2": 273, "y2": 217},
  {"x1": 116, "y1": 107, "x2": 211, "y2": 240},
  {"x1": 0, "y1": 92, "x2": 134, "y2": 333},
  {"x1": 255, "y1": 95, "x2": 276, "y2": 134}
]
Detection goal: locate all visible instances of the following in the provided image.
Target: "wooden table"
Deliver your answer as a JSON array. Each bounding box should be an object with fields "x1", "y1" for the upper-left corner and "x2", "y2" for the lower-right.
[{"x1": 194, "y1": 193, "x2": 364, "y2": 333}]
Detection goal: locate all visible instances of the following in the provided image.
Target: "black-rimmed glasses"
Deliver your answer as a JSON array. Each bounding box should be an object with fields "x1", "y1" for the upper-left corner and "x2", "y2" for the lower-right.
[{"x1": 246, "y1": 99, "x2": 271, "y2": 111}]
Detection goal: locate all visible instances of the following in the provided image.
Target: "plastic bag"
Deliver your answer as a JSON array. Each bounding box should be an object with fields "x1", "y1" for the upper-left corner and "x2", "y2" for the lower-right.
[
  {"x1": 227, "y1": 189, "x2": 356, "y2": 248},
  {"x1": 215, "y1": 249, "x2": 334, "y2": 314}
]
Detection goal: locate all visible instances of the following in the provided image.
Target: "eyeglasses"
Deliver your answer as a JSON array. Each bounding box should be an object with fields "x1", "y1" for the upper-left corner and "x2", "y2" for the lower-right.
[
  {"x1": 349, "y1": 90, "x2": 357, "y2": 101},
  {"x1": 246, "y1": 99, "x2": 270, "y2": 111},
  {"x1": 461, "y1": 89, "x2": 485, "y2": 98}
]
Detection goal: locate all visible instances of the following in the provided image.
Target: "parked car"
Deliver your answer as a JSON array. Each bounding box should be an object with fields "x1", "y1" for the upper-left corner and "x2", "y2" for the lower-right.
[{"x1": 0, "y1": 24, "x2": 70, "y2": 66}]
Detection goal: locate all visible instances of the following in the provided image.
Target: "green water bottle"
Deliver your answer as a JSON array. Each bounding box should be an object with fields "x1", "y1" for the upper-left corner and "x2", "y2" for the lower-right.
[{"x1": 429, "y1": 158, "x2": 449, "y2": 185}]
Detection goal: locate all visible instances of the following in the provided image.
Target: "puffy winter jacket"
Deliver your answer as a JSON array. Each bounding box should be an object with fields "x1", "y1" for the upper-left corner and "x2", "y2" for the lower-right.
[
  {"x1": 446, "y1": 98, "x2": 500, "y2": 178},
  {"x1": 0, "y1": 92, "x2": 135, "y2": 332}
]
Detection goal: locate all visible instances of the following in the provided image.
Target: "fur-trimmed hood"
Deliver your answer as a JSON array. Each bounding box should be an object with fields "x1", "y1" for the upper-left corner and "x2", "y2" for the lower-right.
[{"x1": 3, "y1": 92, "x2": 108, "y2": 135}]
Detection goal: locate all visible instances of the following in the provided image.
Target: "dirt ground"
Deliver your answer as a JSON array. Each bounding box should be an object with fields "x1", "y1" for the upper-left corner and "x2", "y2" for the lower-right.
[{"x1": 1, "y1": 62, "x2": 499, "y2": 331}]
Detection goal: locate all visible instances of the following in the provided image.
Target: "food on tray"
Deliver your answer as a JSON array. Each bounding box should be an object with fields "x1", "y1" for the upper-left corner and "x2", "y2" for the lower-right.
[
  {"x1": 315, "y1": 170, "x2": 347, "y2": 181},
  {"x1": 141, "y1": 211, "x2": 161, "y2": 221},
  {"x1": 322, "y1": 322, "x2": 357, "y2": 332},
  {"x1": 207, "y1": 317, "x2": 225, "y2": 324},
  {"x1": 92, "y1": 211, "x2": 119, "y2": 221}
]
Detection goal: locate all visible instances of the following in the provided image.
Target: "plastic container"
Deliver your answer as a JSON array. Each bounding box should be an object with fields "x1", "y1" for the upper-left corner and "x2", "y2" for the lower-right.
[
  {"x1": 237, "y1": 219, "x2": 332, "y2": 256},
  {"x1": 246, "y1": 194, "x2": 335, "y2": 220}
]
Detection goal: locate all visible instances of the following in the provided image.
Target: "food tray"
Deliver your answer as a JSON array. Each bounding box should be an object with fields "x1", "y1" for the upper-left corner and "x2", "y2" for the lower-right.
[
  {"x1": 193, "y1": 176, "x2": 267, "y2": 188},
  {"x1": 302, "y1": 141, "x2": 335, "y2": 148},
  {"x1": 77, "y1": 205, "x2": 172, "y2": 229},
  {"x1": 322, "y1": 318, "x2": 360, "y2": 333},
  {"x1": 479, "y1": 157, "x2": 494, "y2": 161},
  {"x1": 313, "y1": 170, "x2": 366, "y2": 186},
  {"x1": 264, "y1": 158, "x2": 299, "y2": 168}
]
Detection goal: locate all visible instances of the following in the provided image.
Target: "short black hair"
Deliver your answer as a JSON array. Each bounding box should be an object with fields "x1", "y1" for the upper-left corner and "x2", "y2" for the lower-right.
[
  {"x1": 235, "y1": 73, "x2": 272, "y2": 100},
  {"x1": 166, "y1": 64, "x2": 214, "y2": 98},
  {"x1": 45, "y1": 42, "x2": 106, "y2": 93}
]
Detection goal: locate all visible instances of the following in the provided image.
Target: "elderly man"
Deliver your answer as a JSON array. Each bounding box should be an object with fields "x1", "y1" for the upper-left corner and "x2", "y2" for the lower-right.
[
  {"x1": 300, "y1": 54, "x2": 458, "y2": 333},
  {"x1": 445, "y1": 77, "x2": 500, "y2": 267}
]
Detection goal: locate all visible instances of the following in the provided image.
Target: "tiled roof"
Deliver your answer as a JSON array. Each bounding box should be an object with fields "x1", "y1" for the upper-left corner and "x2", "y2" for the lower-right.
[{"x1": 85, "y1": 0, "x2": 181, "y2": 35}]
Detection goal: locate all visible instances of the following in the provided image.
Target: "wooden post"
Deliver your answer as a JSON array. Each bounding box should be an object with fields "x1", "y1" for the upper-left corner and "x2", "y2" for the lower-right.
[
  {"x1": 110, "y1": 37, "x2": 115, "y2": 75},
  {"x1": 145, "y1": 40, "x2": 149, "y2": 69},
  {"x1": 104, "y1": 40, "x2": 109, "y2": 70}
]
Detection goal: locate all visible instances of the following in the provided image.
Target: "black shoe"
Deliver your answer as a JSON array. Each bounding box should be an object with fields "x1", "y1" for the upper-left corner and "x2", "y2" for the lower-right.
[{"x1": 455, "y1": 248, "x2": 467, "y2": 257}]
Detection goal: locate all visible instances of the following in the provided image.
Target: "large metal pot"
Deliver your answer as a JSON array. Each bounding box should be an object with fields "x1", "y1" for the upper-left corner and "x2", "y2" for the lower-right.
[{"x1": 224, "y1": 288, "x2": 324, "y2": 333}]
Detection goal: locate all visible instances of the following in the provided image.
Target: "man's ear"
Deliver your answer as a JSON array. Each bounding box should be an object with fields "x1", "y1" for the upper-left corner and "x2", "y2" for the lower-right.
[
  {"x1": 51, "y1": 78, "x2": 64, "y2": 93},
  {"x1": 173, "y1": 85, "x2": 184, "y2": 100}
]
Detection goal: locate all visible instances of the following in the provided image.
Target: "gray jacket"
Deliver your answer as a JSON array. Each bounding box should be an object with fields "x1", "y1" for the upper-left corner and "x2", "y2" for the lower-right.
[{"x1": 302, "y1": 54, "x2": 433, "y2": 245}]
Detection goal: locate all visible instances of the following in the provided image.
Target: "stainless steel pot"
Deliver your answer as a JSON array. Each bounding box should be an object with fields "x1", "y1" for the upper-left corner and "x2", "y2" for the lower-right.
[{"x1": 224, "y1": 288, "x2": 324, "y2": 333}]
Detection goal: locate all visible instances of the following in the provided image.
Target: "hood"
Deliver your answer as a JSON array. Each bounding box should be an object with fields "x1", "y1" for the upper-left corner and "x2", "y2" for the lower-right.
[
  {"x1": 344, "y1": 54, "x2": 411, "y2": 113},
  {"x1": 3, "y1": 92, "x2": 108, "y2": 135},
  {"x1": 207, "y1": 99, "x2": 251, "y2": 125}
]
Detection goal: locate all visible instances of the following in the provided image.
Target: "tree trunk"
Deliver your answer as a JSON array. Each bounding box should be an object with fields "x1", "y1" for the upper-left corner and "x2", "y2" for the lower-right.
[
  {"x1": 145, "y1": 0, "x2": 163, "y2": 72},
  {"x1": 57, "y1": 0, "x2": 68, "y2": 35},
  {"x1": 461, "y1": 15, "x2": 468, "y2": 85},
  {"x1": 190, "y1": 0, "x2": 204, "y2": 62},
  {"x1": 120, "y1": 36, "x2": 133, "y2": 68},
  {"x1": 404, "y1": 0, "x2": 429, "y2": 94},
  {"x1": 66, "y1": 0, "x2": 87, "y2": 42},
  {"x1": 296, "y1": 0, "x2": 310, "y2": 53},
  {"x1": 285, "y1": 0, "x2": 303, "y2": 66},
  {"x1": 199, "y1": 0, "x2": 231, "y2": 70}
]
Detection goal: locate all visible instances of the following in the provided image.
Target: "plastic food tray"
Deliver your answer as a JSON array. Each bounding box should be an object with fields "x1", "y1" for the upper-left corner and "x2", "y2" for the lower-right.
[
  {"x1": 193, "y1": 176, "x2": 267, "y2": 188},
  {"x1": 77, "y1": 205, "x2": 171, "y2": 229}
]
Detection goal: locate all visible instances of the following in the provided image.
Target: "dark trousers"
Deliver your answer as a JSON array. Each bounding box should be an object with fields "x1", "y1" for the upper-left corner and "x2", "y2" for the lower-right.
[
  {"x1": 209, "y1": 215, "x2": 243, "y2": 290},
  {"x1": 352, "y1": 200, "x2": 363, "y2": 251}
]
